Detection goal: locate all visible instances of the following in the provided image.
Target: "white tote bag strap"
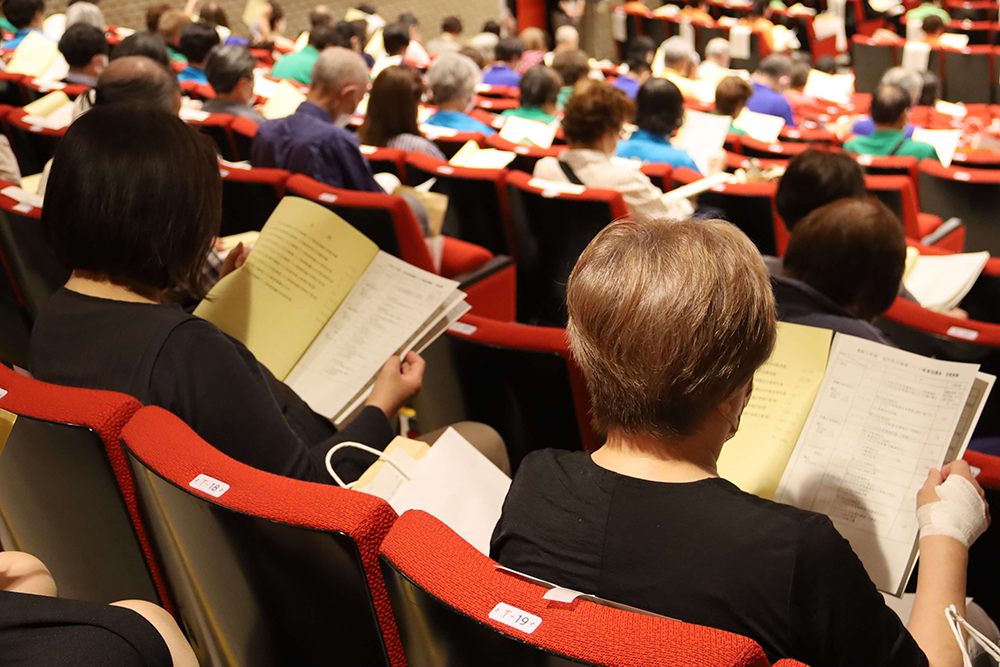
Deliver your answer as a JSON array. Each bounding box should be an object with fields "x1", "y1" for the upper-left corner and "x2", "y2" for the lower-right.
[
  {"x1": 946, "y1": 604, "x2": 1000, "y2": 667},
  {"x1": 325, "y1": 441, "x2": 412, "y2": 489}
]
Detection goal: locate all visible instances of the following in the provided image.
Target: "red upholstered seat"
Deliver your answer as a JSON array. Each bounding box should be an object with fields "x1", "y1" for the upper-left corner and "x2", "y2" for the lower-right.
[
  {"x1": 738, "y1": 137, "x2": 815, "y2": 161},
  {"x1": 120, "y1": 406, "x2": 403, "y2": 666},
  {"x1": 854, "y1": 154, "x2": 920, "y2": 185},
  {"x1": 186, "y1": 112, "x2": 239, "y2": 162},
  {"x1": 639, "y1": 162, "x2": 674, "y2": 193},
  {"x1": 218, "y1": 164, "x2": 289, "y2": 236},
  {"x1": 0, "y1": 365, "x2": 172, "y2": 611},
  {"x1": 428, "y1": 131, "x2": 487, "y2": 159},
  {"x1": 484, "y1": 134, "x2": 565, "y2": 174},
  {"x1": 5, "y1": 107, "x2": 66, "y2": 176},
  {"x1": 379, "y1": 509, "x2": 778, "y2": 667},
  {"x1": 229, "y1": 115, "x2": 258, "y2": 161},
  {"x1": 865, "y1": 175, "x2": 964, "y2": 251},
  {"x1": 360, "y1": 145, "x2": 408, "y2": 181},
  {"x1": 918, "y1": 160, "x2": 1000, "y2": 255},
  {"x1": 21, "y1": 78, "x2": 88, "y2": 99}
]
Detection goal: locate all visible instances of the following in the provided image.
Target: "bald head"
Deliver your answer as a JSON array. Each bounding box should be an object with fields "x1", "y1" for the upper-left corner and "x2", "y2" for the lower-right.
[
  {"x1": 95, "y1": 56, "x2": 181, "y2": 114},
  {"x1": 555, "y1": 25, "x2": 578, "y2": 51},
  {"x1": 308, "y1": 47, "x2": 370, "y2": 121}
]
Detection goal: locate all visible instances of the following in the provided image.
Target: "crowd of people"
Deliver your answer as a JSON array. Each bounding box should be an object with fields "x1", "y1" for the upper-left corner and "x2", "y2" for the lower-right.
[{"x1": 0, "y1": 0, "x2": 996, "y2": 665}]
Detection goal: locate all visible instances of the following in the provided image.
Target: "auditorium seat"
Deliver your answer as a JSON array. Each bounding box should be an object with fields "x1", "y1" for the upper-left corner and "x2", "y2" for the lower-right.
[
  {"x1": 779, "y1": 127, "x2": 840, "y2": 146},
  {"x1": 426, "y1": 313, "x2": 598, "y2": 469},
  {"x1": 505, "y1": 170, "x2": 628, "y2": 326},
  {"x1": 917, "y1": 159, "x2": 1000, "y2": 254},
  {"x1": 738, "y1": 137, "x2": 814, "y2": 161},
  {"x1": 5, "y1": 107, "x2": 65, "y2": 177},
  {"x1": 229, "y1": 116, "x2": 258, "y2": 161},
  {"x1": 0, "y1": 181, "x2": 68, "y2": 322},
  {"x1": 485, "y1": 134, "x2": 564, "y2": 173},
  {"x1": 403, "y1": 151, "x2": 514, "y2": 257},
  {"x1": 21, "y1": 78, "x2": 89, "y2": 100},
  {"x1": 730, "y1": 28, "x2": 769, "y2": 71},
  {"x1": 378, "y1": 509, "x2": 783, "y2": 667},
  {"x1": 427, "y1": 131, "x2": 487, "y2": 159},
  {"x1": 942, "y1": 45, "x2": 992, "y2": 103},
  {"x1": 360, "y1": 145, "x2": 408, "y2": 181},
  {"x1": 0, "y1": 72, "x2": 28, "y2": 107},
  {"x1": 187, "y1": 112, "x2": 239, "y2": 162},
  {"x1": 865, "y1": 175, "x2": 965, "y2": 251},
  {"x1": 476, "y1": 84, "x2": 520, "y2": 99},
  {"x1": 119, "y1": 406, "x2": 404, "y2": 667},
  {"x1": 639, "y1": 162, "x2": 674, "y2": 193},
  {"x1": 673, "y1": 167, "x2": 786, "y2": 256},
  {"x1": 0, "y1": 365, "x2": 171, "y2": 610},
  {"x1": 851, "y1": 35, "x2": 896, "y2": 94},
  {"x1": 218, "y1": 165, "x2": 289, "y2": 236},
  {"x1": 855, "y1": 153, "x2": 920, "y2": 184}
]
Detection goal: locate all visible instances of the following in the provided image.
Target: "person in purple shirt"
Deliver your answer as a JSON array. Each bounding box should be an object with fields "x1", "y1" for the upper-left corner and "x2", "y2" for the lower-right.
[
  {"x1": 251, "y1": 46, "x2": 382, "y2": 192},
  {"x1": 746, "y1": 54, "x2": 795, "y2": 127},
  {"x1": 481, "y1": 37, "x2": 524, "y2": 87},
  {"x1": 612, "y1": 35, "x2": 655, "y2": 100}
]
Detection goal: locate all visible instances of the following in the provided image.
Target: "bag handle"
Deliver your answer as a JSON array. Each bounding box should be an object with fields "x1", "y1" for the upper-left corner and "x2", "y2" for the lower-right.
[
  {"x1": 946, "y1": 604, "x2": 1000, "y2": 667},
  {"x1": 325, "y1": 441, "x2": 413, "y2": 489}
]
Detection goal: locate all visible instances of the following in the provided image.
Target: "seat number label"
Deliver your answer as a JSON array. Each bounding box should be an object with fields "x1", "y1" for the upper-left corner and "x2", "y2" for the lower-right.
[
  {"x1": 189, "y1": 474, "x2": 230, "y2": 498},
  {"x1": 488, "y1": 603, "x2": 541, "y2": 634}
]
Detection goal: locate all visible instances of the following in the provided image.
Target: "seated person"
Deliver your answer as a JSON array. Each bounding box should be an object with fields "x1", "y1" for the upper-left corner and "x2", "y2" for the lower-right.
[
  {"x1": 467, "y1": 30, "x2": 498, "y2": 64},
  {"x1": 253, "y1": 47, "x2": 384, "y2": 191},
  {"x1": 516, "y1": 26, "x2": 547, "y2": 74},
  {"x1": 32, "y1": 103, "x2": 420, "y2": 485},
  {"x1": 202, "y1": 45, "x2": 267, "y2": 123},
  {"x1": 783, "y1": 59, "x2": 813, "y2": 107},
  {"x1": 844, "y1": 83, "x2": 939, "y2": 160},
  {"x1": 425, "y1": 15, "x2": 462, "y2": 56},
  {"x1": 652, "y1": 36, "x2": 697, "y2": 99},
  {"x1": 176, "y1": 21, "x2": 220, "y2": 84},
  {"x1": 615, "y1": 77, "x2": 700, "y2": 173},
  {"x1": 423, "y1": 52, "x2": 497, "y2": 135},
  {"x1": 0, "y1": 550, "x2": 196, "y2": 667},
  {"x1": 501, "y1": 64, "x2": 562, "y2": 124},
  {"x1": 534, "y1": 80, "x2": 693, "y2": 222},
  {"x1": 746, "y1": 54, "x2": 795, "y2": 126},
  {"x1": 58, "y1": 22, "x2": 109, "y2": 87},
  {"x1": 249, "y1": 0, "x2": 294, "y2": 52},
  {"x1": 111, "y1": 31, "x2": 171, "y2": 68},
  {"x1": 459, "y1": 44, "x2": 487, "y2": 69},
  {"x1": 269, "y1": 23, "x2": 338, "y2": 85},
  {"x1": 357, "y1": 64, "x2": 446, "y2": 160},
  {"x1": 906, "y1": 0, "x2": 949, "y2": 22},
  {"x1": 918, "y1": 70, "x2": 940, "y2": 106},
  {"x1": 920, "y1": 14, "x2": 947, "y2": 44},
  {"x1": 775, "y1": 149, "x2": 867, "y2": 231},
  {"x1": 775, "y1": 197, "x2": 904, "y2": 344},
  {"x1": 551, "y1": 48, "x2": 590, "y2": 108},
  {"x1": 851, "y1": 67, "x2": 920, "y2": 137},
  {"x1": 739, "y1": 0, "x2": 777, "y2": 50},
  {"x1": 156, "y1": 8, "x2": 190, "y2": 64},
  {"x1": 714, "y1": 75, "x2": 753, "y2": 136},
  {"x1": 64, "y1": 1, "x2": 104, "y2": 33},
  {"x1": 482, "y1": 37, "x2": 523, "y2": 87},
  {"x1": 368, "y1": 21, "x2": 408, "y2": 80},
  {"x1": 1, "y1": 0, "x2": 48, "y2": 48},
  {"x1": 492, "y1": 212, "x2": 990, "y2": 667},
  {"x1": 399, "y1": 13, "x2": 430, "y2": 68},
  {"x1": 697, "y1": 37, "x2": 730, "y2": 84},
  {"x1": 612, "y1": 35, "x2": 655, "y2": 99}
]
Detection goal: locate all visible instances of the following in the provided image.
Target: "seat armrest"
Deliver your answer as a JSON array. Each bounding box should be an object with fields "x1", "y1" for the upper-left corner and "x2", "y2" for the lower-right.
[
  {"x1": 920, "y1": 217, "x2": 963, "y2": 247},
  {"x1": 456, "y1": 255, "x2": 516, "y2": 322}
]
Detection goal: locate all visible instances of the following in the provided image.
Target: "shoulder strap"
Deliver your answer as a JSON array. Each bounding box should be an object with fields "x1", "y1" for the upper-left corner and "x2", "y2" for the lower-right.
[
  {"x1": 888, "y1": 135, "x2": 908, "y2": 156},
  {"x1": 557, "y1": 159, "x2": 585, "y2": 186}
]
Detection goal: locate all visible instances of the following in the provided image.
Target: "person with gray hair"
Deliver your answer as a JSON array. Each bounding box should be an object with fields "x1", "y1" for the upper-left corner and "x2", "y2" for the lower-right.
[
  {"x1": 423, "y1": 52, "x2": 497, "y2": 135},
  {"x1": 554, "y1": 24, "x2": 579, "y2": 51},
  {"x1": 652, "y1": 36, "x2": 697, "y2": 98},
  {"x1": 65, "y1": 1, "x2": 104, "y2": 30},
  {"x1": 202, "y1": 45, "x2": 266, "y2": 123},
  {"x1": 851, "y1": 66, "x2": 922, "y2": 137},
  {"x1": 697, "y1": 37, "x2": 730, "y2": 82},
  {"x1": 252, "y1": 46, "x2": 383, "y2": 190},
  {"x1": 746, "y1": 53, "x2": 795, "y2": 126}
]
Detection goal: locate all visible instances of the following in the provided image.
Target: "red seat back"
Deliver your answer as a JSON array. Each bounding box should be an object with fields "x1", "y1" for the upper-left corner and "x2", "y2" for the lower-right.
[
  {"x1": 918, "y1": 159, "x2": 1000, "y2": 254},
  {"x1": 230, "y1": 115, "x2": 258, "y2": 161},
  {"x1": 360, "y1": 145, "x2": 408, "y2": 181},
  {"x1": 218, "y1": 164, "x2": 289, "y2": 236}
]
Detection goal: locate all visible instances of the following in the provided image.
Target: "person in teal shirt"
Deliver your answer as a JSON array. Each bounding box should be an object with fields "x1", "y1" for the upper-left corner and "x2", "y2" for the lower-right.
[
  {"x1": 905, "y1": 0, "x2": 950, "y2": 23},
  {"x1": 176, "y1": 21, "x2": 219, "y2": 85},
  {"x1": 424, "y1": 52, "x2": 497, "y2": 135},
  {"x1": 844, "y1": 84, "x2": 939, "y2": 161},
  {"x1": 500, "y1": 65, "x2": 562, "y2": 125},
  {"x1": 270, "y1": 25, "x2": 338, "y2": 85},
  {"x1": 0, "y1": 0, "x2": 48, "y2": 49},
  {"x1": 616, "y1": 78, "x2": 700, "y2": 173}
]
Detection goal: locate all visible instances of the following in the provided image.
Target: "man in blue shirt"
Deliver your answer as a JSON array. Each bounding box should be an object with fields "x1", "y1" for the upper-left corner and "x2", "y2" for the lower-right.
[
  {"x1": 1, "y1": 0, "x2": 48, "y2": 49},
  {"x1": 746, "y1": 54, "x2": 795, "y2": 127},
  {"x1": 252, "y1": 47, "x2": 382, "y2": 192},
  {"x1": 425, "y1": 52, "x2": 497, "y2": 135},
  {"x1": 176, "y1": 21, "x2": 220, "y2": 85},
  {"x1": 482, "y1": 37, "x2": 523, "y2": 87}
]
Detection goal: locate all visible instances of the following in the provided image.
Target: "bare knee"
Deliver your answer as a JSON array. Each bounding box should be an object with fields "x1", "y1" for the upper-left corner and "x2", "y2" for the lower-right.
[
  {"x1": 0, "y1": 551, "x2": 57, "y2": 596},
  {"x1": 112, "y1": 600, "x2": 199, "y2": 667}
]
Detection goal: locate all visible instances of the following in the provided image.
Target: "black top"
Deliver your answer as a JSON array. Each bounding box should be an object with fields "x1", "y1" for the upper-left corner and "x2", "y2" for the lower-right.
[
  {"x1": 491, "y1": 449, "x2": 928, "y2": 667},
  {"x1": 0, "y1": 590, "x2": 170, "y2": 667},
  {"x1": 29, "y1": 288, "x2": 394, "y2": 484},
  {"x1": 771, "y1": 274, "x2": 896, "y2": 347}
]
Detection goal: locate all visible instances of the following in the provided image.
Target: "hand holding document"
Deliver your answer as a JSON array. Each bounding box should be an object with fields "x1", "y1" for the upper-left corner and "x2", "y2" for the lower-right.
[
  {"x1": 261, "y1": 80, "x2": 307, "y2": 120},
  {"x1": 732, "y1": 108, "x2": 786, "y2": 143},
  {"x1": 902, "y1": 247, "x2": 989, "y2": 312},
  {"x1": 7, "y1": 30, "x2": 58, "y2": 77}
]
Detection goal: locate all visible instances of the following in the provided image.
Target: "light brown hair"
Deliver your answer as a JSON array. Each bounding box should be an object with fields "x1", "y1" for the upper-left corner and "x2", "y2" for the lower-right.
[
  {"x1": 519, "y1": 27, "x2": 547, "y2": 52},
  {"x1": 714, "y1": 75, "x2": 753, "y2": 117},
  {"x1": 567, "y1": 217, "x2": 776, "y2": 439},
  {"x1": 561, "y1": 79, "x2": 635, "y2": 146},
  {"x1": 156, "y1": 8, "x2": 190, "y2": 46}
]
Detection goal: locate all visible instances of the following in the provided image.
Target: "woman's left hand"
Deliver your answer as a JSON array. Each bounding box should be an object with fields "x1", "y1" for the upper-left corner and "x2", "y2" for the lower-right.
[{"x1": 218, "y1": 242, "x2": 251, "y2": 281}]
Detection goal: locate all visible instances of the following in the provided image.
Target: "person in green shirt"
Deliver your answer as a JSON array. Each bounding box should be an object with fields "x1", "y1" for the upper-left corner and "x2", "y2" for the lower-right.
[
  {"x1": 0, "y1": 14, "x2": 15, "y2": 34},
  {"x1": 270, "y1": 24, "x2": 338, "y2": 85},
  {"x1": 500, "y1": 65, "x2": 562, "y2": 124},
  {"x1": 905, "y1": 0, "x2": 950, "y2": 23},
  {"x1": 844, "y1": 84, "x2": 939, "y2": 161}
]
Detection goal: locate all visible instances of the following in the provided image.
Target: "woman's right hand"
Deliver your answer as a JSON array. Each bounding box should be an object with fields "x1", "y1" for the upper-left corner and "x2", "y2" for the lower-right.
[
  {"x1": 917, "y1": 460, "x2": 990, "y2": 548},
  {"x1": 365, "y1": 352, "x2": 425, "y2": 419}
]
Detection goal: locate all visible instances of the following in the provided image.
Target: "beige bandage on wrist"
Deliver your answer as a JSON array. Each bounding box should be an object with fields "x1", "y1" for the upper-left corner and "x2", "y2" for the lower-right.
[{"x1": 917, "y1": 474, "x2": 989, "y2": 548}]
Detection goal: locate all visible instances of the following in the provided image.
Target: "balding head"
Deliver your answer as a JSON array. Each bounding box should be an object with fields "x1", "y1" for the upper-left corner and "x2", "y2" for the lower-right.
[
  {"x1": 95, "y1": 56, "x2": 181, "y2": 115},
  {"x1": 308, "y1": 47, "x2": 370, "y2": 121},
  {"x1": 555, "y1": 25, "x2": 578, "y2": 51}
]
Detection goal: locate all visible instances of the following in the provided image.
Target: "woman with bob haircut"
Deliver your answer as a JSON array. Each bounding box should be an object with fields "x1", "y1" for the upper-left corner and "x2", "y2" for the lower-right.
[
  {"x1": 357, "y1": 65, "x2": 446, "y2": 160},
  {"x1": 615, "y1": 77, "x2": 700, "y2": 173},
  {"x1": 533, "y1": 80, "x2": 693, "y2": 222},
  {"x1": 29, "y1": 104, "x2": 427, "y2": 485},
  {"x1": 492, "y1": 215, "x2": 990, "y2": 667}
]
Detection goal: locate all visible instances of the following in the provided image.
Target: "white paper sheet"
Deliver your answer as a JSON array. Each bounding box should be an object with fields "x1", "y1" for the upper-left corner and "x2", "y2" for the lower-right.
[
  {"x1": 732, "y1": 108, "x2": 786, "y2": 143},
  {"x1": 901, "y1": 40, "x2": 931, "y2": 72},
  {"x1": 903, "y1": 251, "x2": 989, "y2": 312},
  {"x1": 730, "y1": 25, "x2": 752, "y2": 59},
  {"x1": 911, "y1": 127, "x2": 962, "y2": 168},
  {"x1": 674, "y1": 109, "x2": 733, "y2": 175},
  {"x1": 498, "y1": 116, "x2": 558, "y2": 148}
]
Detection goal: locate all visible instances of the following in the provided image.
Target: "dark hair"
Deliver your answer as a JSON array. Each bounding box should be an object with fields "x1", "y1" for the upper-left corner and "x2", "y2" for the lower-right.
[
  {"x1": 205, "y1": 44, "x2": 254, "y2": 93},
  {"x1": 495, "y1": 37, "x2": 523, "y2": 62},
  {"x1": 178, "y1": 21, "x2": 220, "y2": 64},
  {"x1": 749, "y1": 0, "x2": 768, "y2": 17},
  {"x1": 562, "y1": 80, "x2": 635, "y2": 146},
  {"x1": 922, "y1": 14, "x2": 945, "y2": 35},
  {"x1": 552, "y1": 49, "x2": 589, "y2": 86},
  {"x1": 459, "y1": 45, "x2": 486, "y2": 68},
  {"x1": 145, "y1": 3, "x2": 170, "y2": 32},
  {"x1": 111, "y1": 31, "x2": 171, "y2": 67},
  {"x1": 482, "y1": 19, "x2": 501, "y2": 35},
  {"x1": 783, "y1": 198, "x2": 905, "y2": 320},
  {"x1": 633, "y1": 77, "x2": 684, "y2": 136},
  {"x1": 814, "y1": 55, "x2": 836, "y2": 74},
  {"x1": 870, "y1": 83, "x2": 910, "y2": 125},
  {"x1": 758, "y1": 53, "x2": 792, "y2": 78},
  {"x1": 309, "y1": 24, "x2": 340, "y2": 50},
  {"x1": 355, "y1": 4, "x2": 376, "y2": 13},
  {"x1": 776, "y1": 149, "x2": 867, "y2": 229},
  {"x1": 918, "y1": 70, "x2": 939, "y2": 106},
  {"x1": 398, "y1": 12, "x2": 418, "y2": 30},
  {"x1": 42, "y1": 104, "x2": 221, "y2": 300},
  {"x1": 358, "y1": 65, "x2": 423, "y2": 147},
  {"x1": 331, "y1": 21, "x2": 357, "y2": 48},
  {"x1": 382, "y1": 22, "x2": 410, "y2": 55},
  {"x1": 199, "y1": 2, "x2": 229, "y2": 28},
  {"x1": 95, "y1": 56, "x2": 180, "y2": 111},
  {"x1": 267, "y1": 0, "x2": 283, "y2": 30},
  {"x1": 441, "y1": 16, "x2": 462, "y2": 34},
  {"x1": 625, "y1": 35, "x2": 655, "y2": 71},
  {"x1": 309, "y1": 5, "x2": 331, "y2": 29},
  {"x1": 790, "y1": 60, "x2": 810, "y2": 88},
  {"x1": 714, "y1": 75, "x2": 753, "y2": 116},
  {"x1": 58, "y1": 23, "x2": 109, "y2": 68},
  {"x1": 519, "y1": 65, "x2": 562, "y2": 107},
  {"x1": 2, "y1": 0, "x2": 42, "y2": 28}
]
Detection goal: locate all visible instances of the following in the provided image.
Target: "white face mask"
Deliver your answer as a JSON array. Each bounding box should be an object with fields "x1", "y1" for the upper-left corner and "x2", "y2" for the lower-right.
[{"x1": 334, "y1": 113, "x2": 353, "y2": 127}]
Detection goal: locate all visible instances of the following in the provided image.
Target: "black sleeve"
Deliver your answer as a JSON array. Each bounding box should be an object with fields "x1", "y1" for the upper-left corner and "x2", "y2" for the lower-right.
[
  {"x1": 789, "y1": 515, "x2": 929, "y2": 667},
  {"x1": 148, "y1": 319, "x2": 394, "y2": 485}
]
